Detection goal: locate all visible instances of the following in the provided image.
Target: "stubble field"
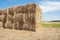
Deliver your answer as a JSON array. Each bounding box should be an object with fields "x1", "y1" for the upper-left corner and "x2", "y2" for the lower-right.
[{"x1": 0, "y1": 22, "x2": 60, "y2": 40}]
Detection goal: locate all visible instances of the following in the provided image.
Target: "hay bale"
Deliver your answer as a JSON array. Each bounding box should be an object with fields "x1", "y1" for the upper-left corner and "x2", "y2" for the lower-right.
[
  {"x1": 5, "y1": 21, "x2": 13, "y2": 29},
  {"x1": 0, "y1": 15, "x2": 2, "y2": 21},
  {"x1": 6, "y1": 14, "x2": 13, "y2": 21},
  {"x1": 13, "y1": 13, "x2": 23, "y2": 30},
  {"x1": 13, "y1": 22, "x2": 19, "y2": 30},
  {"x1": 8, "y1": 8, "x2": 14, "y2": 16},
  {"x1": 24, "y1": 12, "x2": 35, "y2": 31},
  {"x1": 15, "y1": 6, "x2": 24, "y2": 13},
  {"x1": 0, "y1": 22, "x2": 2, "y2": 28},
  {"x1": 0, "y1": 10, "x2": 2, "y2": 15},
  {"x1": 2, "y1": 10, "x2": 7, "y2": 28}
]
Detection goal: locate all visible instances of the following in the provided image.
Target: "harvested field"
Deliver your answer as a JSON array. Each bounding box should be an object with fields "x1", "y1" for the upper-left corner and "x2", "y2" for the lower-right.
[
  {"x1": 0, "y1": 27, "x2": 60, "y2": 40},
  {"x1": 42, "y1": 22, "x2": 60, "y2": 28}
]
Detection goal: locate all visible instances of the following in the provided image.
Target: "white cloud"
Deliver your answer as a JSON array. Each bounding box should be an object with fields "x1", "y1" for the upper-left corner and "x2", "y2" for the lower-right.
[{"x1": 40, "y1": 2, "x2": 60, "y2": 12}]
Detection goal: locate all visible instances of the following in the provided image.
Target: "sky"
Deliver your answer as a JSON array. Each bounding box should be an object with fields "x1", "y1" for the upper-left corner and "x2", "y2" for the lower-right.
[{"x1": 0, "y1": 0, "x2": 60, "y2": 21}]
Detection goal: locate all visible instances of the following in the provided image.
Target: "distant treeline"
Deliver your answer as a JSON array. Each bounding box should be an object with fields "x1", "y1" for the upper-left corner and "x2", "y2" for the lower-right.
[
  {"x1": 50, "y1": 20, "x2": 60, "y2": 22},
  {"x1": 42, "y1": 20, "x2": 60, "y2": 22}
]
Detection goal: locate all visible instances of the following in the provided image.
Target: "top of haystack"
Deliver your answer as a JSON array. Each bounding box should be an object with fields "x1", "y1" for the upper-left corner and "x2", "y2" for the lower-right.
[{"x1": 0, "y1": 3, "x2": 41, "y2": 13}]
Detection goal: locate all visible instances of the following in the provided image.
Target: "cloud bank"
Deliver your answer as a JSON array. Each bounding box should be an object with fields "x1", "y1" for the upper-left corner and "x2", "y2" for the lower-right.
[{"x1": 40, "y1": 2, "x2": 60, "y2": 13}]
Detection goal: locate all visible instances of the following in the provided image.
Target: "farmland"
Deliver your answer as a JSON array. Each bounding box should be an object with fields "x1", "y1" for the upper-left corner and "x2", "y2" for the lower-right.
[
  {"x1": 0, "y1": 22, "x2": 60, "y2": 40},
  {"x1": 42, "y1": 22, "x2": 60, "y2": 28}
]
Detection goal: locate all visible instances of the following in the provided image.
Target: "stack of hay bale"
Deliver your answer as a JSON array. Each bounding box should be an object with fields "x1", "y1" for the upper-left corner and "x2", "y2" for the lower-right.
[{"x1": 0, "y1": 3, "x2": 42, "y2": 31}]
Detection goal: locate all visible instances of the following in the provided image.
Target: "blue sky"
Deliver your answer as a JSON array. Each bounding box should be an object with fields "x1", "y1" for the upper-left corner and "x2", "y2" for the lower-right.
[{"x1": 0, "y1": 0, "x2": 60, "y2": 21}]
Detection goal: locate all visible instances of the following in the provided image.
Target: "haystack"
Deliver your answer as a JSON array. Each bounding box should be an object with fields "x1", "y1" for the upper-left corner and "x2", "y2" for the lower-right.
[{"x1": 0, "y1": 3, "x2": 42, "y2": 32}]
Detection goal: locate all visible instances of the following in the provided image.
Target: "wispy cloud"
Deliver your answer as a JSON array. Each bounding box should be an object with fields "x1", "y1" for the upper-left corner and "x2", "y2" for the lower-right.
[{"x1": 40, "y1": 2, "x2": 60, "y2": 13}]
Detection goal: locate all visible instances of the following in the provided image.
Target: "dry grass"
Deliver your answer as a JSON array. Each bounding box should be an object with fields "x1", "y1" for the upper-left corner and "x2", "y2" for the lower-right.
[
  {"x1": 0, "y1": 22, "x2": 60, "y2": 40},
  {"x1": 0, "y1": 27, "x2": 60, "y2": 40}
]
